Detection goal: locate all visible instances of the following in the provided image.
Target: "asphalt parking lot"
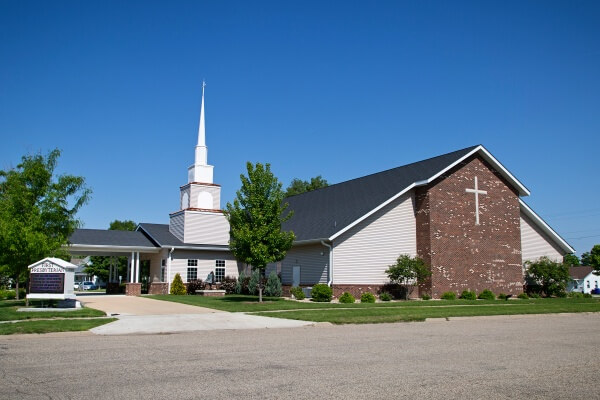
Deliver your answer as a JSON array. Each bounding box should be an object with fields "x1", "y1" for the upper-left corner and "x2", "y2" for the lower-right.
[{"x1": 1, "y1": 313, "x2": 598, "y2": 399}]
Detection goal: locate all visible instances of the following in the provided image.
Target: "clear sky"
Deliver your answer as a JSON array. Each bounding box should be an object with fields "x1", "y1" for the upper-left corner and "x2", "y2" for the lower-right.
[{"x1": 1, "y1": 1, "x2": 598, "y2": 256}]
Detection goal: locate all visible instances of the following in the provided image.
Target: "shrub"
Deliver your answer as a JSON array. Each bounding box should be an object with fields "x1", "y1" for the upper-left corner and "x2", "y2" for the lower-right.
[
  {"x1": 290, "y1": 286, "x2": 305, "y2": 300},
  {"x1": 235, "y1": 272, "x2": 249, "y2": 295},
  {"x1": 186, "y1": 279, "x2": 204, "y2": 295},
  {"x1": 311, "y1": 284, "x2": 332, "y2": 302},
  {"x1": 360, "y1": 292, "x2": 376, "y2": 303},
  {"x1": 5, "y1": 290, "x2": 16, "y2": 300},
  {"x1": 339, "y1": 292, "x2": 355, "y2": 303},
  {"x1": 517, "y1": 292, "x2": 529, "y2": 299},
  {"x1": 583, "y1": 293, "x2": 593, "y2": 298},
  {"x1": 441, "y1": 291, "x2": 456, "y2": 300},
  {"x1": 264, "y1": 271, "x2": 282, "y2": 297},
  {"x1": 525, "y1": 256, "x2": 569, "y2": 297},
  {"x1": 220, "y1": 276, "x2": 237, "y2": 294},
  {"x1": 248, "y1": 269, "x2": 261, "y2": 295},
  {"x1": 568, "y1": 292, "x2": 583, "y2": 299},
  {"x1": 170, "y1": 273, "x2": 186, "y2": 295},
  {"x1": 18, "y1": 288, "x2": 26, "y2": 298},
  {"x1": 460, "y1": 290, "x2": 477, "y2": 300},
  {"x1": 380, "y1": 283, "x2": 408, "y2": 300},
  {"x1": 421, "y1": 294, "x2": 431, "y2": 300},
  {"x1": 497, "y1": 293, "x2": 508, "y2": 300},
  {"x1": 379, "y1": 292, "x2": 392, "y2": 301},
  {"x1": 556, "y1": 290, "x2": 567, "y2": 298},
  {"x1": 478, "y1": 289, "x2": 495, "y2": 300},
  {"x1": 529, "y1": 293, "x2": 541, "y2": 299}
]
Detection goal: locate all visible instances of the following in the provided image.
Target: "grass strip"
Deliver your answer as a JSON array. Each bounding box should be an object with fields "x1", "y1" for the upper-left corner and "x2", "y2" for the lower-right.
[
  {"x1": 252, "y1": 301, "x2": 600, "y2": 324},
  {"x1": 0, "y1": 318, "x2": 117, "y2": 335},
  {"x1": 0, "y1": 300, "x2": 106, "y2": 321}
]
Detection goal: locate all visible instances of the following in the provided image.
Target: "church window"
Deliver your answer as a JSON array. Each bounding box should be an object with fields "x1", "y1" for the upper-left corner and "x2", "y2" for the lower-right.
[
  {"x1": 188, "y1": 259, "x2": 198, "y2": 267},
  {"x1": 595, "y1": 281, "x2": 598, "y2": 288},
  {"x1": 587, "y1": 281, "x2": 590, "y2": 288},
  {"x1": 187, "y1": 267, "x2": 198, "y2": 281},
  {"x1": 215, "y1": 260, "x2": 225, "y2": 282}
]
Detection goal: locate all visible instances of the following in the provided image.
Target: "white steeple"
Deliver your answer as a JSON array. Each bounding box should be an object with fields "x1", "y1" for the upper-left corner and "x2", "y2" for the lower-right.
[{"x1": 188, "y1": 81, "x2": 214, "y2": 183}]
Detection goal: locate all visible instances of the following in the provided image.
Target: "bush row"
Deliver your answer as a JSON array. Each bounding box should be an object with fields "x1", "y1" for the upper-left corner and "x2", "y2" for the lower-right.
[{"x1": 0, "y1": 288, "x2": 26, "y2": 300}]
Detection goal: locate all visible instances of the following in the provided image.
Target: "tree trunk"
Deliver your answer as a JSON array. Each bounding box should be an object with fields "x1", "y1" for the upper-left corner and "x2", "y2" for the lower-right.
[
  {"x1": 15, "y1": 280, "x2": 20, "y2": 300},
  {"x1": 258, "y1": 286, "x2": 263, "y2": 303}
]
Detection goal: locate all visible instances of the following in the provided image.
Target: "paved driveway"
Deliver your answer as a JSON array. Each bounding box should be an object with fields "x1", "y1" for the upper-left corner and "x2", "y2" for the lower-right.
[
  {"x1": 77, "y1": 294, "x2": 313, "y2": 334},
  {"x1": 76, "y1": 294, "x2": 219, "y2": 316}
]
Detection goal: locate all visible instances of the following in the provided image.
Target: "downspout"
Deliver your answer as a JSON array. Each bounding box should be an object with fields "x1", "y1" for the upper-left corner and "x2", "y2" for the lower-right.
[
  {"x1": 167, "y1": 247, "x2": 174, "y2": 293},
  {"x1": 321, "y1": 240, "x2": 333, "y2": 287}
]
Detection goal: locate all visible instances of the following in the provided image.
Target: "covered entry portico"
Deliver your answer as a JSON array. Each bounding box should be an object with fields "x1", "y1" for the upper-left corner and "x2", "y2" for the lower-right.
[{"x1": 67, "y1": 229, "x2": 162, "y2": 296}]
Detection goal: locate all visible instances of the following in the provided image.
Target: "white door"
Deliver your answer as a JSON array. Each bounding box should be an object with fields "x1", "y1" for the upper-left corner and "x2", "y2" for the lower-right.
[{"x1": 292, "y1": 266, "x2": 300, "y2": 287}]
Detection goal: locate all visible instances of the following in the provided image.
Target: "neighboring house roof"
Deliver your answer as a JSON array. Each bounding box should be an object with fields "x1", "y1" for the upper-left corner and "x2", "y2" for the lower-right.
[
  {"x1": 284, "y1": 144, "x2": 529, "y2": 242},
  {"x1": 569, "y1": 266, "x2": 594, "y2": 280},
  {"x1": 137, "y1": 223, "x2": 230, "y2": 251}
]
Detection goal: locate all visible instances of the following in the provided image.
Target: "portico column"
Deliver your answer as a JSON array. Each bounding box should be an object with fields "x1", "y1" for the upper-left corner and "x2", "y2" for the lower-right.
[
  {"x1": 135, "y1": 252, "x2": 140, "y2": 283},
  {"x1": 131, "y1": 252, "x2": 135, "y2": 283}
]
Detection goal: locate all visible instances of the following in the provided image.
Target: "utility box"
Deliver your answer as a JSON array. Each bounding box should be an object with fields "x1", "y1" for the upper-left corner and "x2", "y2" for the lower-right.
[{"x1": 302, "y1": 287, "x2": 313, "y2": 298}]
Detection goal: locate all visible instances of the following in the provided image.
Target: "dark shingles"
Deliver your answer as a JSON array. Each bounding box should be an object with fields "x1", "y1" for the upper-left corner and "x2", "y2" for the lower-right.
[
  {"x1": 570, "y1": 266, "x2": 593, "y2": 280},
  {"x1": 69, "y1": 229, "x2": 157, "y2": 247},
  {"x1": 282, "y1": 145, "x2": 480, "y2": 241}
]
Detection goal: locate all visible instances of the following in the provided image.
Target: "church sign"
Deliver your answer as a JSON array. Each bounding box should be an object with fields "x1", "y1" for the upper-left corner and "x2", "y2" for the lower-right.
[{"x1": 27, "y1": 258, "x2": 77, "y2": 300}]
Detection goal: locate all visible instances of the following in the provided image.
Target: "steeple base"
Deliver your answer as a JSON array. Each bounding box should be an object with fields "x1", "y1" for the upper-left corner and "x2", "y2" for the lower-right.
[{"x1": 188, "y1": 164, "x2": 214, "y2": 184}]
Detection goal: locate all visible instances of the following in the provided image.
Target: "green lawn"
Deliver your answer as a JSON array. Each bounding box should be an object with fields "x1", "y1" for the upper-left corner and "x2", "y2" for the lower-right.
[
  {"x1": 0, "y1": 300, "x2": 106, "y2": 321},
  {"x1": 150, "y1": 294, "x2": 600, "y2": 324},
  {"x1": 0, "y1": 318, "x2": 117, "y2": 335},
  {"x1": 0, "y1": 299, "x2": 113, "y2": 335}
]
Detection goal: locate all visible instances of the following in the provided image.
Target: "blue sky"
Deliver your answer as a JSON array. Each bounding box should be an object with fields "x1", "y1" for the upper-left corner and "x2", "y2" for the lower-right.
[{"x1": 1, "y1": 1, "x2": 598, "y2": 255}]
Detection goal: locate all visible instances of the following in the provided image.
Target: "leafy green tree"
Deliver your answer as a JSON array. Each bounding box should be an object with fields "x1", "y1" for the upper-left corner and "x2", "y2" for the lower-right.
[
  {"x1": 563, "y1": 253, "x2": 580, "y2": 267},
  {"x1": 84, "y1": 220, "x2": 136, "y2": 282},
  {"x1": 584, "y1": 245, "x2": 600, "y2": 274},
  {"x1": 225, "y1": 162, "x2": 295, "y2": 302},
  {"x1": 0, "y1": 149, "x2": 91, "y2": 299},
  {"x1": 525, "y1": 256, "x2": 570, "y2": 297},
  {"x1": 284, "y1": 175, "x2": 329, "y2": 197},
  {"x1": 385, "y1": 254, "x2": 431, "y2": 299}
]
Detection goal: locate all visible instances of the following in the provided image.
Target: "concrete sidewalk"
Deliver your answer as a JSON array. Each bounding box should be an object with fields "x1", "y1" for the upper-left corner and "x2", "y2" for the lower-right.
[{"x1": 90, "y1": 313, "x2": 314, "y2": 335}]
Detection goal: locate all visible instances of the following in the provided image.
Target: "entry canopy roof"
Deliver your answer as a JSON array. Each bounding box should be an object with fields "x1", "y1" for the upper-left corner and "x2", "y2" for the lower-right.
[{"x1": 67, "y1": 229, "x2": 160, "y2": 256}]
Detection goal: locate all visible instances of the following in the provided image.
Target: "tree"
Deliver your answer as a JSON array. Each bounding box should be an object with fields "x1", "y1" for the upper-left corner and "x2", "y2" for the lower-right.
[
  {"x1": 385, "y1": 254, "x2": 431, "y2": 299},
  {"x1": 0, "y1": 149, "x2": 91, "y2": 299},
  {"x1": 170, "y1": 273, "x2": 186, "y2": 295},
  {"x1": 284, "y1": 175, "x2": 329, "y2": 197},
  {"x1": 583, "y1": 245, "x2": 600, "y2": 274},
  {"x1": 563, "y1": 253, "x2": 580, "y2": 267},
  {"x1": 525, "y1": 256, "x2": 570, "y2": 297},
  {"x1": 84, "y1": 219, "x2": 136, "y2": 282},
  {"x1": 225, "y1": 162, "x2": 295, "y2": 302}
]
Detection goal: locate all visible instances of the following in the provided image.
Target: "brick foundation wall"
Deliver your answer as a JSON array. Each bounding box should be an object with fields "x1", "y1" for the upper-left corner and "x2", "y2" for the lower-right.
[
  {"x1": 416, "y1": 155, "x2": 524, "y2": 298},
  {"x1": 125, "y1": 283, "x2": 142, "y2": 296},
  {"x1": 149, "y1": 282, "x2": 168, "y2": 295}
]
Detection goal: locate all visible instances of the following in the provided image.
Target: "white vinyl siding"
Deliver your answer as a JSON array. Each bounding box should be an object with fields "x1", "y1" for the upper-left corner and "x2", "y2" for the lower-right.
[
  {"x1": 333, "y1": 192, "x2": 417, "y2": 284},
  {"x1": 280, "y1": 243, "x2": 328, "y2": 285},
  {"x1": 520, "y1": 213, "x2": 563, "y2": 264},
  {"x1": 189, "y1": 184, "x2": 221, "y2": 210},
  {"x1": 183, "y1": 211, "x2": 230, "y2": 245},
  {"x1": 168, "y1": 250, "x2": 240, "y2": 283},
  {"x1": 169, "y1": 212, "x2": 185, "y2": 241}
]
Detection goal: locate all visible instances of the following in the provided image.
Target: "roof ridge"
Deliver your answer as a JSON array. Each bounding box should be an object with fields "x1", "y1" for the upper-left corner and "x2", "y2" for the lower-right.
[{"x1": 285, "y1": 144, "x2": 480, "y2": 199}]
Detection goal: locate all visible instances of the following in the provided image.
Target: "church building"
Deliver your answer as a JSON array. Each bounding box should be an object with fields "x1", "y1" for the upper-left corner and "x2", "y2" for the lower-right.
[{"x1": 68, "y1": 88, "x2": 573, "y2": 298}]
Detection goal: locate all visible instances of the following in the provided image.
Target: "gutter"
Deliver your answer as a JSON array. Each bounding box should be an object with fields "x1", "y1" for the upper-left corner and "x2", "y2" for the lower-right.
[{"x1": 321, "y1": 240, "x2": 333, "y2": 287}]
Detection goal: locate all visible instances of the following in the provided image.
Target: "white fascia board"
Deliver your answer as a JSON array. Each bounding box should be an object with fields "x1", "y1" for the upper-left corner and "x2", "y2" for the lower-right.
[
  {"x1": 171, "y1": 245, "x2": 230, "y2": 251},
  {"x1": 423, "y1": 145, "x2": 530, "y2": 196},
  {"x1": 329, "y1": 183, "x2": 416, "y2": 241},
  {"x1": 519, "y1": 199, "x2": 575, "y2": 254},
  {"x1": 66, "y1": 244, "x2": 161, "y2": 253},
  {"x1": 293, "y1": 238, "x2": 329, "y2": 246}
]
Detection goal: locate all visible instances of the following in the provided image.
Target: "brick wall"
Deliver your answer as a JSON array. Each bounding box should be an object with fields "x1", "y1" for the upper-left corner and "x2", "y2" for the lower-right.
[{"x1": 416, "y1": 155, "x2": 524, "y2": 298}]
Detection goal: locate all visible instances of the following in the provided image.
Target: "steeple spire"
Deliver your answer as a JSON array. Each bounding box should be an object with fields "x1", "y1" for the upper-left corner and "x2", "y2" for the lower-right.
[
  {"x1": 188, "y1": 81, "x2": 214, "y2": 183},
  {"x1": 197, "y1": 80, "x2": 206, "y2": 147}
]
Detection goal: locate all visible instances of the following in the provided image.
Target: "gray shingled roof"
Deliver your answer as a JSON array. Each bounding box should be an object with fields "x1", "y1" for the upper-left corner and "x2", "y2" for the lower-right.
[
  {"x1": 138, "y1": 223, "x2": 229, "y2": 250},
  {"x1": 282, "y1": 145, "x2": 480, "y2": 241},
  {"x1": 69, "y1": 229, "x2": 157, "y2": 248}
]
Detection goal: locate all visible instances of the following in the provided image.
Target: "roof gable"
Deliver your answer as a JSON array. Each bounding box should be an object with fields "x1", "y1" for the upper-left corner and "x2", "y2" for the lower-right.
[
  {"x1": 283, "y1": 145, "x2": 529, "y2": 241},
  {"x1": 570, "y1": 266, "x2": 594, "y2": 280}
]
